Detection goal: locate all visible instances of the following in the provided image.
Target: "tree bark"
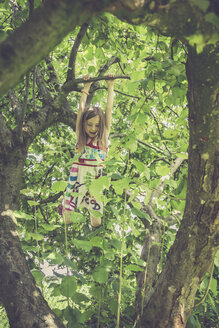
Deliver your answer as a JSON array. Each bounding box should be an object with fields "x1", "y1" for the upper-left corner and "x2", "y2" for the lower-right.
[
  {"x1": 137, "y1": 44, "x2": 219, "y2": 328},
  {"x1": 0, "y1": 147, "x2": 65, "y2": 328}
]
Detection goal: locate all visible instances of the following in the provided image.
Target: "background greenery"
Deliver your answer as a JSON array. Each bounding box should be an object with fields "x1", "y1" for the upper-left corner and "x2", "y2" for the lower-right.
[{"x1": 0, "y1": 1, "x2": 218, "y2": 327}]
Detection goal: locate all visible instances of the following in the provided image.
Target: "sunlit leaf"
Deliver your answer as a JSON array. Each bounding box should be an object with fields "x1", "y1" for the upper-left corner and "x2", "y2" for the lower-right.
[{"x1": 51, "y1": 181, "x2": 68, "y2": 192}]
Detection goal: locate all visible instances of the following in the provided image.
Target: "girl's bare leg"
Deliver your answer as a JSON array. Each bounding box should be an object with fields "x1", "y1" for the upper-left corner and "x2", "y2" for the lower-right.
[
  {"x1": 90, "y1": 216, "x2": 101, "y2": 227},
  {"x1": 63, "y1": 210, "x2": 72, "y2": 224}
]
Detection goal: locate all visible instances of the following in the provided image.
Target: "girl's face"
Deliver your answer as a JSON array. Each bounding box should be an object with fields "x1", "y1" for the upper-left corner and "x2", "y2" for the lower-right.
[{"x1": 84, "y1": 115, "x2": 100, "y2": 138}]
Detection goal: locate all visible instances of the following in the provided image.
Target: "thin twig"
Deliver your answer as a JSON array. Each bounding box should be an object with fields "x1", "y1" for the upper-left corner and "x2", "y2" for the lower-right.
[
  {"x1": 150, "y1": 109, "x2": 172, "y2": 156},
  {"x1": 95, "y1": 86, "x2": 140, "y2": 99}
]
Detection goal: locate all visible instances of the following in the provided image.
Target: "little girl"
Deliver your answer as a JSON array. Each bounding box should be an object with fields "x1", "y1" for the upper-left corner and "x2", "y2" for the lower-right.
[{"x1": 63, "y1": 75, "x2": 114, "y2": 227}]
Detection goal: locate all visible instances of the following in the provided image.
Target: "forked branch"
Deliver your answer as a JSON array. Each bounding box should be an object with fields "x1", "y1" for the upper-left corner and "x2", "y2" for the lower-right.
[{"x1": 66, "y1": 22, "x2": 89, "y2": 82}]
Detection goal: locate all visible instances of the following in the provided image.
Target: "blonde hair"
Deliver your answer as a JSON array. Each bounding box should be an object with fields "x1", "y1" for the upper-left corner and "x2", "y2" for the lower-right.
[{"x1": 77, "y1": 106, "x2": 107, "y2": 152}]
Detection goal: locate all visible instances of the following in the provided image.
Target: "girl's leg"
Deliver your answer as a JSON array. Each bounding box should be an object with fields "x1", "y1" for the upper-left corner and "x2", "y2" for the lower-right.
[
  {"x1": 90, "y1": 216, "x2": 101, "y2": 227},
  {"x1": 63, "y1": 210, "x2": 72, "y2": 224}
]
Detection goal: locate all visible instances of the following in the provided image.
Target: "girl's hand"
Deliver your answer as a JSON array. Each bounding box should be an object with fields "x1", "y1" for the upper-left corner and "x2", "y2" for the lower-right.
[
  {"x1": 106, "y1": 73, "x2": 115, "y2": 87},
  {"x1": 83, "y1": 75, "x2": 92, "y2": 90}
]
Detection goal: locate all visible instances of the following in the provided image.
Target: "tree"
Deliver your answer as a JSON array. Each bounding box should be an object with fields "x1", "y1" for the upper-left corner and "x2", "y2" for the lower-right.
[{"x1": 0, "y1": 1, "x2": 218, "y2": 327}]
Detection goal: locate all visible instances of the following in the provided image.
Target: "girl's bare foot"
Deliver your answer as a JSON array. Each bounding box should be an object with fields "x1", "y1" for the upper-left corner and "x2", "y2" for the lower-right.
[{"x1": 90, "y1": 216, "x2": 101, "y2": 227}]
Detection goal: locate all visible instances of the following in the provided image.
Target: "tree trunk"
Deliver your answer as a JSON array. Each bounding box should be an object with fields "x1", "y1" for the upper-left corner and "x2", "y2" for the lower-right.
[
  {"x1": 137, "y1": 45, "x2": 219, "y2": 328},
  {"x1": 0, "y1": 147, "x2": 65, "y2": 328}
]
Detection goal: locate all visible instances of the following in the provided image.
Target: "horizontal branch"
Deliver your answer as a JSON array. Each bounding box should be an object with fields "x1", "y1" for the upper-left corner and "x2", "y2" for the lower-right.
[{"x1": 62, "y1": 75, "x2": 130, "y2": 93}]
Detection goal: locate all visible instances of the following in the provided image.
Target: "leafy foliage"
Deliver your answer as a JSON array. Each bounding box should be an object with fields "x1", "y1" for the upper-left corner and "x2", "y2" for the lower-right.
[{"x1": 0, "y1": 2, "x2": 218, "y2": 328}]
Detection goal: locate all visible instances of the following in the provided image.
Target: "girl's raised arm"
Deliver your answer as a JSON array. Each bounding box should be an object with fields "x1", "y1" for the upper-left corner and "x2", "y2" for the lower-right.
[
  {"x1": 76, "y1": 77, "x2": 92, "y2": 139},
  {"x1": 105, "y1": 76, "x2": 115, "y2": 138}
]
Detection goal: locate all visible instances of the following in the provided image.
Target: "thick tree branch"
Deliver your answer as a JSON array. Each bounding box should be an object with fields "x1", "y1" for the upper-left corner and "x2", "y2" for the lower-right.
[
  {"x1": 137, "y1": 43, "x2": 219, "y2": 328},
  {"x1": 0, "y1": 0, "x2": 217, "y2": 96},
  {"x1": 23, "y1": 96, "x2": 76, "y2": 148},
  {"x1": 66, "y1": 22, "x2": 89, "y2": 82},
  {"x1": 0, "y1": 0, "x2": 112, "y2": 96}
]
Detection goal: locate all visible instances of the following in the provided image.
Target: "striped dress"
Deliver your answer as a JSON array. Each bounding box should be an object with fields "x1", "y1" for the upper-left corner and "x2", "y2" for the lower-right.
[{"x1": 64, "y1": 138, "x2": 106, "y2": 214}]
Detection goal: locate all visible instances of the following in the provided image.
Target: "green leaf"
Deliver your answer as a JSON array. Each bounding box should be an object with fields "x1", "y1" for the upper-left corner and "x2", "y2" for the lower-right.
[
  {"x1": 210, "y1": 277, "x2": 217, "y2": 297},
  {"x1": 32, "y1": 270, "x2": 45, "y2": 285},
  {"x1": 20, "y1": 189, "x2": 34, "y2": 197},
  {"x1": 69, "y1": 212, "x2": 86, "y2": 223},
  {"x1": 163, "y1": 129, "x2": 179, "y2": 139},
  {"x1": 187, "y1": 314, "x2": 201, "y2": 328},
  {"x1": 110, "y1": 239, "x2": 121, "y2": 251},
  {"x1": 132, "y1": 159, "x2": 146, "y2": 173},
  {"x1": 125, "y1": 264, "x2": 144, "y2": 272},
  {"x1": 72, "y1": 270, "x2": 87, "y2": 284},
  {"x1": 131, "y1": 70, "x2": 145, "y2": 81},
  {"x1": 14, "y1": 210, "x2": 33, "y2": 221},
  {"x1": 74, "y1": 292, "x2": 90, "y2": 304},
  {"x1": 60, "y1": 276, "x2": 76, "y2": 298},
  {"x1": 51, "y1": 181, "x2": 67, "y2": 192},
  {"x1": 131, "y1": 201, "x2": 142, "y2": 210},
  {"x1": 89, "y1": 209, "x2": 102, "y2": 218},
  {"x1": 47, "y1": 252, "x2": 64, "y2": 265},
  {"x1": 22, "y1": 245, "x2": 39, "y2": 252},
  {"x1": 126, "y1": 136, "x2": 138, "y2": 152},
  {"x1": 131, "y1": 208, "x2": 152, "y2": 223},
  {"x1": 93, "y1": 265, "x2": 109, "y2": 284},
  {"x1": 205, "y1": 13, "x2": 219, "y2": 29},
  {"x1": 73, "y1": 239, "x2": 92, "y2": 252},
  {"x1": 25, "y1": 232, "x2": 44, "y2": 241},
  {"x1": 156, "y1": 164, "x2": 171, "y2": 176},
  {"x1": 41, "y1": 223, "x2": 59, "y2": 231},
  {"x1": 89, "y1": 285, "x2": 102, "y2": 298},
  {"x1": 190, "y1": 0, "x2": 209, "y2": 12},
  {"x1": 27, "y1": 200, "x2": 39, "y2": 206},
  {"x1": 88, "y1": 178, "x2": 105, "y2": 201},
  {"x1": 64, "y1": 257, "x2": 77, "y2": 270},
  {"x1": 108, "y1": 298, "x2": 118, "y2": 315},
  {"x1": 175, "y1": 153, "x2": 188, "y2": 159},
  {"x1": 214, "y1": 250, "x2": 219, "y2": 267},
  {"x1": 90, "y1": 236, "x2": 104, "y2": 249},
  {"x1": 111, "y1": 177, "x2": 131, "y2": 195}
]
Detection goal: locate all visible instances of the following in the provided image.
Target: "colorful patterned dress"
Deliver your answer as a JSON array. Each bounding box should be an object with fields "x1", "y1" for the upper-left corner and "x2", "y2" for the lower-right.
[{"x1": 64, "y1": 138, "x2": 107, "y2": 215}]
